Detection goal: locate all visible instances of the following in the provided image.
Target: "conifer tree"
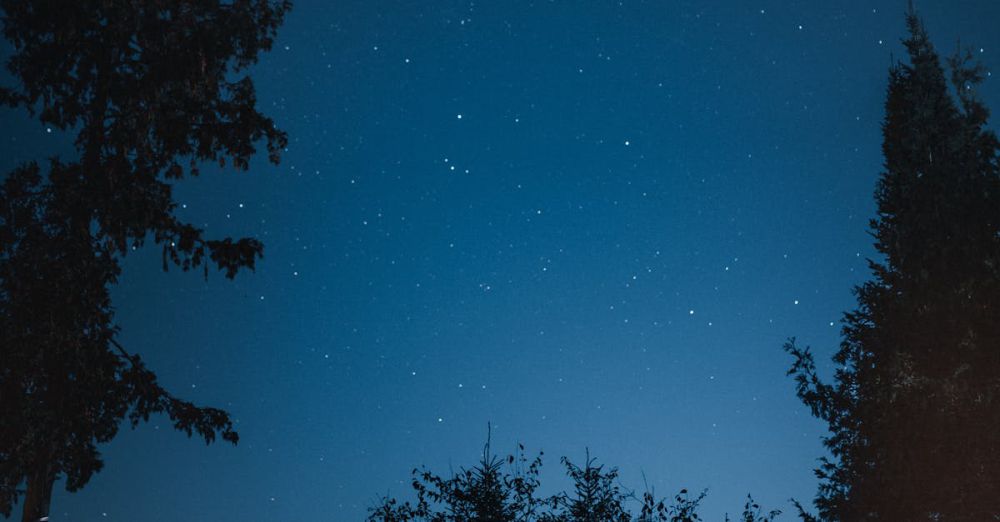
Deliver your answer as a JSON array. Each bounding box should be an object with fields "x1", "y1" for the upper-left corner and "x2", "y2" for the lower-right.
[
  {"x1": 786, "y1": 6, "x2": 1000, "y2": 520},
  {"x1": 0, "y1": 1, "x2": 290, "y2": 520},
  {"x1": 552, "y1": 452, "x2": 630, "y2": 522}
]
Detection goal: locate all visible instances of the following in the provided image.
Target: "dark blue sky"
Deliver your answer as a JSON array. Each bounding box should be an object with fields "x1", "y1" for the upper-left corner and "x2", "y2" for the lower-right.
[{"x1": 5, "y1": 1, "x2": 1000, "y2": 520}]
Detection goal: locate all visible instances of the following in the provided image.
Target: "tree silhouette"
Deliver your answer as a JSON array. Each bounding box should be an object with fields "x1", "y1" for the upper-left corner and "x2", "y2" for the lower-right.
[
  {"x1": 725, "y1": 495, "x2": 781, "y2": 522},
  {"x1": 786, "y1": 6, "x2": 1000, "y2": 520},
  {"x1": 551, "y1": 451, "x2": 630, "y2": 522},
  {"x1": 0, "y1": 1, "x2": 290, "y2": 520},
  {"x1": 367, "y1": 434, "x2": 778, "y2": 522},
  {"x1": 369, "y1": 436, "x2": 552, "y2": 522}
]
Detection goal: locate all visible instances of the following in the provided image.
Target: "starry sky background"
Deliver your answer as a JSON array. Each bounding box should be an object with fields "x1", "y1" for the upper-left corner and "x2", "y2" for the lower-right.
[{"x1": 4, "y1": 1, "x2": 1000, "y2": 520}]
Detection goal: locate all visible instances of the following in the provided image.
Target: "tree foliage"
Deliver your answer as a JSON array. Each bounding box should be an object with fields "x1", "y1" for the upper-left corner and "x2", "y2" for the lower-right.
[
  {"x1": 0, "y1": 0, "x2": 290, "y2": 519},
  {"x1": 786, "y1": 6, "x2": 1000, "y2": 520},
  {"x1": 367, "y1": 437, "x2": 778, "y2": 522}
]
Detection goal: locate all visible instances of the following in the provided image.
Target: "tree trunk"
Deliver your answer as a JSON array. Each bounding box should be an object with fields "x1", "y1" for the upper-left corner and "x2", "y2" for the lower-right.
[{"x1": 21, "y1": 463, "x2": 54, "y2": 522}]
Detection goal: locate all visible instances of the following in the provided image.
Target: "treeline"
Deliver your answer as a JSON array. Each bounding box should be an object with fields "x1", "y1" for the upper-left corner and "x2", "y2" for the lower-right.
[{"x1": 368, "y1": 439, "x2": 781, "y2": 522}]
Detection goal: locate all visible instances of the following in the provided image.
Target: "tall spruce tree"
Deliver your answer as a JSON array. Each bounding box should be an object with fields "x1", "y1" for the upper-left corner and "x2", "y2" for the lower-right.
[
  {"x1": 0, "y1": 1, "x2": 290, "y2": 520},
  {"x1": 786, "y1": 6, "x2": 1000, "y2": 520}
]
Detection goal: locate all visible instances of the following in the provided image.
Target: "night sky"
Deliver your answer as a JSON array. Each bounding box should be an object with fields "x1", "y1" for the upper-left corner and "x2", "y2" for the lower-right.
[{"x1": 4, "y1": 1, "x2": 1000, "y2": 520}]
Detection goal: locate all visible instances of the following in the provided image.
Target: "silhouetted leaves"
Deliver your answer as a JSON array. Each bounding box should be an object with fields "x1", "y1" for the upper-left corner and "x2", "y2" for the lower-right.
[
  {"x1": 0, "y1": 0, "x2": 289, "y2": 519},
  {"x1": 725, "y1": 495, "x2": 781, "y2": 522},
  {"x1": 367, "y1": 435, "x2": 778, "y2": 522}
]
